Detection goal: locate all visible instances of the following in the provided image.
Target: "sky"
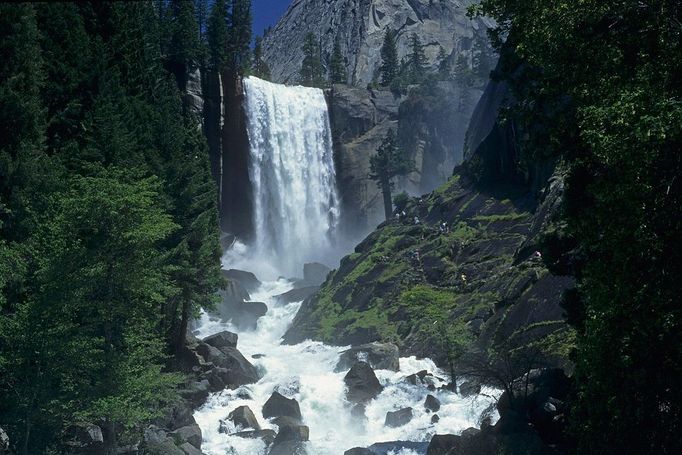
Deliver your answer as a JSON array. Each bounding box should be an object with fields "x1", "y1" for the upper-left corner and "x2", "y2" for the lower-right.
[{"x1": 251, "y1": 0, "x2": 291, "y2": 38}]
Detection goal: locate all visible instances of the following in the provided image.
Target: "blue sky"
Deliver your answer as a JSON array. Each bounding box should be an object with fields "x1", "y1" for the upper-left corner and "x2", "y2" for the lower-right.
[{"x1": 252, "y1": 0, "x2": 290, "y2": 38}]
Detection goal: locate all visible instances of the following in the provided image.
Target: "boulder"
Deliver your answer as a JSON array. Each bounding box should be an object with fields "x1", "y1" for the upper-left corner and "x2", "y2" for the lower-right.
[
  {"x1": 268, "y1": 441, "x2": 308, "y2": 455},
  {"x1": 233, "y1": 429, "x2": 277, "y2": 445},
  {"x1": 263, "y1": 391, "x2": 302, "y2": 421},
  {"x1": 426, "y1": 434, "x2": 461, "y2": 455},
  {"x1": 344, "y1": 449, "x2": 374, "y2": 455},
  {"x1": 272, "y1": 416, "x2": 303, "y2": 428},
  {"x1": 335, "y1": 342, "x2": 400, "y2": 372},
  {"x1": 424, "y1": 394, "x2": 441, "y2": 412},
  {"x1": 368, "y1": 441, "x2": 429, "y2": 454},
  {"x1": 274, "y1": 286, "x2": 320, "y2": 305},
  {"x1": 459, "y1": 379, "x2": 482, "y2": 397},
  {"x1": 0, "y1": 428, "x2": 9, "y2": 455},
  {"x1": 203, "y1": 330, "x2": 238, "y2": 349},
  {"x1": 143, "y1": 438, "x2": 185, "y2": 455},
  {"x1": 178, "y1": 442, "x2": 203, "y2": 455},
  {"x1": 404, "y1": 370, "x2": 432, "y2": 385},
  {"x1": 143, "y1": 426, "x2": 168, "y2": 445},
  {"x1": 344, "y1": 361, "x2": 383, "y2": 404},
  {"x1": 274, "y1": 425, "x2": 309, "y2": 444},
  {"x1": 431, "y1": 414, "x2": 440, "y2": 424},
  {"x1": 303, "y1": 262, "x2": 331, "y2": 286},
  {"x1": 384, "y1": 407, "x2": 413, "y2": 428},
  {"x1": 232, "y1": 301, "x2": 268, "y2": 329},
  {"x1": 227, "y1": 405, "x2": 261, "y2": 431},
  {"x1": 222, "y1": 269, "x2": 261, "y2": 293},
  {"x1": 170, "y1": 424, "x2": 202, "y2": 448},
  {"x1": 179, "y1": 380, "x2": 210, "y2": 408},
  {"x1": 196, "y1": 345, "x2": 259, "y2": 387}
]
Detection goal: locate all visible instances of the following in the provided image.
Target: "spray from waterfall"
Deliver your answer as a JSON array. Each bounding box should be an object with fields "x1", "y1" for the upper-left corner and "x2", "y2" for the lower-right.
[{"x1": 234, "y1": 76, "x2": 340, "y2": 278}]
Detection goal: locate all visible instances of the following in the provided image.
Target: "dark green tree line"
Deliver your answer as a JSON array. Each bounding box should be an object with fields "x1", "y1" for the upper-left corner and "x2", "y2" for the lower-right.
[{"x1": 369, "y1": 130, "x2": 413, "y2": 220}]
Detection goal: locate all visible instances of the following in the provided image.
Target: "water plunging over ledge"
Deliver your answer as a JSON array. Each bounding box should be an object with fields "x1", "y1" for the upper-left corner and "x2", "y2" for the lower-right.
[{"x1": 242, "y1": 77, "x2": 340, "y2": 279}]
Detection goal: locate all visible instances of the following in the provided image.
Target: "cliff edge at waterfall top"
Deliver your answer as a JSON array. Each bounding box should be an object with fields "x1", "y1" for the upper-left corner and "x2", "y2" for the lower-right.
[{"x1": 1, "y1": 2, "x2": 680, "y2": 455}]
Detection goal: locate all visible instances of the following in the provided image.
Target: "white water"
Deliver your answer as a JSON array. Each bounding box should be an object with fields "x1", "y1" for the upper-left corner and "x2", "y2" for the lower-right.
[
  {"x1": 193, "y1": 280, "x2": 499, "y2": 455},
  {"x1": 242, "y1": 77, "x2": 340, "y2": 279}
]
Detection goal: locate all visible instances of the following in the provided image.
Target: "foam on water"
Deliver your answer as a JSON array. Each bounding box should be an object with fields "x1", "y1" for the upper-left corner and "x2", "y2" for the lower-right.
[{"x1": 194, "y1": 280, "x2": 499, "y2": 455}]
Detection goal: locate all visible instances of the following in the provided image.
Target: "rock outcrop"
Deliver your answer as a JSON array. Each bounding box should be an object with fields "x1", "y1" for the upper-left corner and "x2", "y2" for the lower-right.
[
  {"x1": 263, "y1": 392, "x2": 303, "y2": 421},
  {"x1": 384, "y1": 407, "x2": 413, "y2": 427},
  {"x1": 335, "y1": 342, "x2": 400, "y2": 372},
  {"x1": 344, "y1": 361, "x2": 384, "y2": 403},
  {"x1": 262, "y1": 0, "x2": 493, "y2": 87}
]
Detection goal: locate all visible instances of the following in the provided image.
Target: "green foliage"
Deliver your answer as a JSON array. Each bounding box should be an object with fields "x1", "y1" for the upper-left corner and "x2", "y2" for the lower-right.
[
  {"x1": 330, "y1": 39, "x2": 347, "y2": 84},
  {"x1": 405, "y1": 33, "x2": 427, "y2": 84},
  {"x1": 472, "y1": 0, "x2": 682, "y2": 452},
  {"x1": 393, "y1": 191, "x2": 409, "y2": 212},
  {"x1": 369, "y1": 130, "x2": 414, "y2": 220},
  {"x1": 252, "y1": 35, "x2": 271, "y2": 80},
  {"x1": 207, "y1": 0, "x2": 229, "y2": 70},
  {"x1": 300, "y1": 32, "x2": 325, "y2": 88},
  {"x1": 379, "y1": 28, "x2": 399, "y2": 86}
]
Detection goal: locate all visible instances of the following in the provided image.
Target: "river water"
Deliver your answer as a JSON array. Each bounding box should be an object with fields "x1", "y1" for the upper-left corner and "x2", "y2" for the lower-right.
[{"x1": 193, "y1": 278, "x2": 498, "y2": 455}]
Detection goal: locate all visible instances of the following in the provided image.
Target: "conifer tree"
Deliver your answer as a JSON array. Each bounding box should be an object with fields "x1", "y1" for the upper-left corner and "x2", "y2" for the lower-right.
[
  {"x1": 369, "y1": 130, "x2": 413, "y2": 220},
  {"x1": 380, "y1": 28, "x2": 399, "y2": 86},
  {"x1": 300, "y1": 32, "x2": 325, "y2": 88},
  {"x1": 437, "y1": 46, "x2": 450, "y2": 78},
  {"x1": 207, "y1": 0, "x2": 229, "y2": 70},
  {"x1": 407, "y1": 33, "x2": 427, "y2": 84},
  {"x1": 166, "y1": 0, "x2": 201, "y2": 91},
  {"x1": 252, "y1": 35, "x2": 271, "y2": 80},
  {"x1": 227, "y1": 0, "x2": 252, "y2": 74},
  {"x1": 330, "y1": 39, "x2": 347, "y2": 84}
]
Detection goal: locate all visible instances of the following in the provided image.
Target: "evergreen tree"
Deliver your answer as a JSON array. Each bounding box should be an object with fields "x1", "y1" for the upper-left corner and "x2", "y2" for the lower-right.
[
  {"x1": 252, "y1": 35, "x2": 271, "y2": 80},
  {"x1": 207, "y1": 0, "x2": 229, "y2": 70},
  {"x1": 407, "y1": 33, "x2": 427, "y2": 84},
  {"x1": 369, "y1": 130, "x2": 413, "y2": 220},
  {"x1": 166, "y1": 0, "x2": 201, "y2": 91},
  {"x1": 227, "y1": 0, "x2": 252, "y2": 75},
  {"x1": 300, "y1": 32, "x2": 325, "y2": 88},
  {"x1": 330, "y1": 39, "x2": 347, "y2": 84},
  {"x1": 380, "y1": 28, "x2": 399, "y2": 86},
  {"x1": 437, "y1": 46, "x2": 450, "y2": 78},
  {"x1": 454, "y1": 54, "x2": 473, "y2": 111}
]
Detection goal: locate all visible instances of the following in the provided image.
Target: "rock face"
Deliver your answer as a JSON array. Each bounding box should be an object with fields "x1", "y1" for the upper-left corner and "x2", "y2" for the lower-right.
[
  {"x1": 0, "y1": 428, "x2": 9, "y2": 455},
  {"x1": 204, "y1": 330, "x2": 238, "y2": 349},
  {"x1": 344, "y1": 361, "x2": 384, "y2": 403},
  {"x1": 335, "y1": 342, "x2": 400, "y2": 372},
  {"x1": 226, "y1": 405, "x2": 261, "y2": 431},
  {"x1": 274, "y1": 286, "x2": 320, "y2": 305},
  {"x1": 214, "y1": 270, "x2": 268, "y2": 329},
  {"x1": 262, "y1": 0, "x2": 493, "y2": 87},
  {"x1": 329, "y1": 82, "x2": 481, "y2": 234}
]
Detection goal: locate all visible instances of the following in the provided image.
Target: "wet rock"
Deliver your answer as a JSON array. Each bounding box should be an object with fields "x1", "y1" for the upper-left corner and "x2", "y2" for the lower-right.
[
  {"x1": 335, "y1": 342, "x2": 400, "y2": 372},
  {"x1": 424, "y1": 394, "x2": 441, "y2": 412},
  {"x1": 233, "y1": 429, "x2": 277, "y2": 445},
  {"x1": 227, "y1": 405, "x2": 261, "y2": 431},
  {"x1": 368, "y1": 441, "x2": 429, "y2": 454},
  {"x1": 344, "y1": 448, "x2": 374, "y2": 455},
  {"x1": 274, "y1": 424, "x2": 309, "y2": 443},
  {"x1": 344, "y1": 361, "x2": 384, "y2": 404},
  {"x1": 222, "y1": 269, "x2": 261, "y2": 293},
  {"x1": 203, "y1": 330, "x2": 238, "y2": 349},
  {"x1": 252, "y1": 353, "x2": 266, "y2": 359},
  {"x1": 426, "y1": 434, "x2": 460, "y2": 455},
  {"x1": 431, "y1": 414, "x2": 440, "y2": 424},
  {"x1": 263, "y1": 391, "x2": 302, "y2": 421},
  {"x1": 232, "y1": 301, "x2": 268, "y2": 330},
  {"x1": 268, "y1": 441, "x2": 308, "y2": 455},
  {"x1": 350, "y1": 403, "x2": 366, "y2": 420},
  {"x1": 303, "y1": 262, "x2": 331, "y2": 286},
  {"x1": 459, "y1": 379, "x2": 482, "y2": 397},
  {"x1": 404, "y1": 370, "x2": 432, "y2": 385},
  {"x1": 196, "y1": 345, "x2": 259, "y2": 387},
  {"x1": 170, "y1": 424, "x2": 202, "y2": 448},
  {"x1": 384, "y1": 407, "x2": 413, "y2": 428},
  {"x1": 143, "y1": 438, "x2": 185, "y2": 455},
  {"x1": 274, "y1": 286, "x2": 320, "y2": 305},
  {"x1": 272, "y1": 416, "x2": 303, "y2": 428}
]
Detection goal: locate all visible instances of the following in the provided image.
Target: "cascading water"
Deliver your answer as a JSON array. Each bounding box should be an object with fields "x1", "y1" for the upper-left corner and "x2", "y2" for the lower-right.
[
  {"x1": 194, "y1": 78, "x2": 499, "y2": 455},
  {"x1": 242, "y1": 76, "x2": 339, "y2": 278}
]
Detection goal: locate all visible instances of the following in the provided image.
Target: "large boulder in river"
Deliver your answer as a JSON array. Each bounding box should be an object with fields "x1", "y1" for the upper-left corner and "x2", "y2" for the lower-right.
[
  {"x1": 169, "y1": 424, "x2": 202, "y2": 449},
  {"x1": 233, "y1": 429, "x2": 277, "y2": 445},
  {"x1": 203, "y1": 330, "x2": 238, "y2": 349},
  {"x1": 231, "y1": 301, "x2": 268, "y2": 329},
  {"x1": 273, "y1": 424, "x2": 309, "y2": 444},
  {"x1": 335, "y1": 342, "x2": 400, "y2": 372},
  {"x1": 222, "y1": 268, "x2": 262, "y2": 293},
  {"x1": 344, "y1": 361, "x2": 383, "y2": 404},
  {"x1": 263, "y1": 391, "x2": 302, "y2": 421},
  {"x1": 226, "y1": 405, "x2": 261, "y2": 431},
  {"x1": 196, "y1": 344, "x2": 260, "y2": 387},
  {"x1": 274, "y1": 286, "x2": 320, "y2": 305},
  {"x1": 384, "y1": 407, "x2": 413, "y2": 428},
  {"x1": 268, "y1": 441, "x2": 308, "y2": 455},
  {"x1": 424, "y1": 394, "x2": 441, "y2": 412}
]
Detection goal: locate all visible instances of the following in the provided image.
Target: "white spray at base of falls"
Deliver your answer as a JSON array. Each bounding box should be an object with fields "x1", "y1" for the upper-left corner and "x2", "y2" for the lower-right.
[
  {"x1": 242, "y1": 77, "x2": 340, "y2": 279},
  {"x1": 194, "y1": 280, "x2": 500, "y2": 455}
]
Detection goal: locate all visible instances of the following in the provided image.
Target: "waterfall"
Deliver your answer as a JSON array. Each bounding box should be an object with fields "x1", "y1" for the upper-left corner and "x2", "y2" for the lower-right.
[{"x1": 242, "y1": 76, "x2": 340, "y2": 277}]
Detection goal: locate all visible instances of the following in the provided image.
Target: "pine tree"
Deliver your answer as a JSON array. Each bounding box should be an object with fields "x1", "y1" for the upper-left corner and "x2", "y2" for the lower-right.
[
  {"x1": 330, "y1": 39, "x2": 347, "y2": 84},
  {"x1": 252, "y1": 35, "x2": 271, "y2": 80},
  {"x1": 369, "y1": 130, "x2": 413, "y2": 220},
  {"x1": 227, "y1": 0, "x2": 252, "y2": 75},
  {"x1": 437, "y1": 46, "x2": 450, "y2": 78},
  {"x1": 300, "y1": 32, "x2": 325, "y2": 88},
  {"x1": 380, "y1": 28, "x2": 399, "y2": 86},
  {"x1": 166, "y1": 0, "x2": 201, "y2": 91},
  {"x1": 207, "y1": 0, "x2": 229, "y2": 70},
  {"x1": 454, "y1": 54, "x2": 473, "y2": 111},
  {"x1": 407, "y1": 33, "x2": 427, "y2": 84}
]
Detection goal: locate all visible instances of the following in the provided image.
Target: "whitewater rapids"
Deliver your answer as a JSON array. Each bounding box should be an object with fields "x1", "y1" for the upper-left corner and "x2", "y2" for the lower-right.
[{"x1": 193, "y1": 279, "x2": 499, "y2": 455}]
